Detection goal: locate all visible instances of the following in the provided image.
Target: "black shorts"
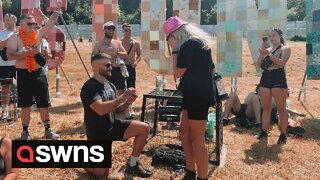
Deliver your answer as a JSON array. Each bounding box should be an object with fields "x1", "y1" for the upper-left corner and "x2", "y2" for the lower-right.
[
  {"x1": 231, "y1": 104, "x2": 248, "y2": 118},
  {"x1": 126, "y1": 64, "x2": 136, "y2": 88},
  {"x1": 0, "y1": 66, "x2": 16, "y2": 80},
  {"x1": 260, "y1": 68, "x2": 288, "y2": 89},
  {"x1": 105, "y1": 119, "x2": 132, "y2": 141},
  {"x1": 107, "y1": 67, "x2": 126, "y2": 90},
  {"x1": 182, "y1": 97, "x2": 209, "y2": 120},
  {"x1": 17, "y1": 68, "x2": 50, "y2": 108}
]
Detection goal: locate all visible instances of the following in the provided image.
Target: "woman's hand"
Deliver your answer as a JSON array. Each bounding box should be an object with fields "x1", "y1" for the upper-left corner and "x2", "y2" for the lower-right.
[
  {"x1": 167, "y1": 36, "x2": 178, "y2": 49},
  {"x1": 258, "y1": 48, "x2": 269, "y2": 56}
]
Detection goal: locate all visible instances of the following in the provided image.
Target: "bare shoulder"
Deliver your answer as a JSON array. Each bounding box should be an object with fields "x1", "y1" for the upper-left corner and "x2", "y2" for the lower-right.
[
  {"x1": 282, "y1": 45, "x2": 291, "y2": 51},
  {"x1": 133, "y1": 38, "x2": 141, "y2": 45}
]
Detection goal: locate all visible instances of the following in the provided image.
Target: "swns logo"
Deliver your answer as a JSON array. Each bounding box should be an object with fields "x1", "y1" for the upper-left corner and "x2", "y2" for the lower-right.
[{"x1": 12, "y1": 140, "x2": 112, "y2": 168}]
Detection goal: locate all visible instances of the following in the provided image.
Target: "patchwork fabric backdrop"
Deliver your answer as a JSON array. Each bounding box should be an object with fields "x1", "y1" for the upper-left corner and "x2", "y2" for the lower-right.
[
  {"x1": 217, "y1": 0, "x2": 287, "y2": 77},
  {"x1": 21, "y1": 0, "x2": 66, "y2": 70},
  {"x1": 306, "y1": 0, "x2": 320, "y2": 80},
  {"x1": 173, "y1": 0, "x2": 201, "y2": 26},
  {"x1": 0, "y1": 0, "x2": 3, "y2": 30},
  {"x1": 141, "y1": 0, "x2": 172, "y2": 74},
  {"x1": 92, "y1": 0, "x2": 118, "y2": 46}
]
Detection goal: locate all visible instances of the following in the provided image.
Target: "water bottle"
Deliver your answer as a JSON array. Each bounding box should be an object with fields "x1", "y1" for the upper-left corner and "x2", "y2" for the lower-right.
[
  {"x1": 215, "y1": 74, "x2": 228, "y2": 101},
  {"x1": 205, "y1": 112, "x2": 216, "y2": 142},
  {"x1": 155, "y1": 76, "x2": 163, "y2": 95}
]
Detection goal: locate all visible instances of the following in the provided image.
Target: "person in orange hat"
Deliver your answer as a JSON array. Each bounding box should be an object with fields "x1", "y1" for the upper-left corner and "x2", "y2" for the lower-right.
[{"x1": 164, "y1": 16, "x2": 215, "y2": 180}]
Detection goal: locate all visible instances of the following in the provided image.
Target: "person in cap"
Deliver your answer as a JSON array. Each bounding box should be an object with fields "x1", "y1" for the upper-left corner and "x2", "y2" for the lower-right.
[
  {"x1": 164, "y1": 16, "x2": 215, "y2": 180},
  {"x1": 81, "y1": 53, "x2": 152, "y2": 178},
  {"x1": 92, "y1": 21, "x2": 128, "y2": 99}
]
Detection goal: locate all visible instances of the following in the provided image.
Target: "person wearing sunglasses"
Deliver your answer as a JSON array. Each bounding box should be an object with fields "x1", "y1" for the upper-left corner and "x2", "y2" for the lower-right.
[
  {"x1": 92, "y1": 21, "x2": 129, "y2": 113},
  {"x1": 6, "y1": 0, "x2": 63, "y2": 140},
  {"x1": 0, "y1": 13, "x2": 17, "y2": 120},
  {"x1": 121, "y1": 23, "x2": 142, "y2": 119},
  {"x1": 81, "y1": 53, "x2": 152, "y2": 178}
]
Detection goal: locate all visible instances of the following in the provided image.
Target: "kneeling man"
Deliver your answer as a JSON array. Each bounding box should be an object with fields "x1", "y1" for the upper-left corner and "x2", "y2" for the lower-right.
[{"x1": 80, "y1": 53, "x2": 152, "y2": 178}]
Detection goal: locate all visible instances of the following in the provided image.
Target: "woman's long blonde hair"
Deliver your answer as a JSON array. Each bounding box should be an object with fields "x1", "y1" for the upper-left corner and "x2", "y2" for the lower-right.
[{"x1": 169, "y1": 23, "x2": 213, "y2": 50}]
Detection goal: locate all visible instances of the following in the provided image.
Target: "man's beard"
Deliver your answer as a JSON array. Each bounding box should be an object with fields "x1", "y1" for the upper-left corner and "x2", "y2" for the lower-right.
[
  {"x1": 99, "y1": 69, "x2": 111, "y2": 78},
  {"x1": 105, "y1": 33, "x2": 113, "y2": 39}
]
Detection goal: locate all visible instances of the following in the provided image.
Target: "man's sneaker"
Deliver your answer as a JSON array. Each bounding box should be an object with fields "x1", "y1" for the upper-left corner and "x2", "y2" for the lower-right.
[
  {"x1": 1, "y1": 110, "x2": 9, "y2": 120},
  {"x1": 277, "y1": 133, "x2": 287, "y2": 144},
  {"x1": 129, "y1": 106, "x2": 136, "y2": 118},
  {"x1": 255, "y1": 130, "x2": 268, "y2": 140},
  {"x1": 44, "y1": 129, "x2": 60, "y2": 139},
  {"x1": 20, "y1": 131, "x2": 30, "y2": 140},
  {"x1": 124, "y1": 161, "x2": 152, "y2": 178}
]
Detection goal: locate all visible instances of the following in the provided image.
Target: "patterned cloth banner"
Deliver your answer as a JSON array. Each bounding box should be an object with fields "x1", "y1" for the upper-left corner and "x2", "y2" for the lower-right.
[
  {"x1": 306, "y1": 0, "x2": 320, "y2": 80},
  {"x1": 217, "y1": 0, "x2": 287, "y2": 77},
  {"x1": 141, "y1": 0, "x2": 172, "y2": 74},
  {"x1": 21, "y1": 0, "x2": 66, "y2": 69},
  {"x1": 92, "y1": 0, "x2": 118, "y2": 46},
  {"x1": 46, "y1": 0, "x2": 67, "y2": 12},
  {"x1": 0, "y1": 0, "x2": 3, "y2": 30},
  {"x1": 173, "y1": 0, "x2": 201, "y2": 26}
]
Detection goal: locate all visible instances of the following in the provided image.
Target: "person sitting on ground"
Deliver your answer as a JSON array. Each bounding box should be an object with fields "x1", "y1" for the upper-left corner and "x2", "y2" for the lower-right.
[
  {"x1": 80, "y1": 53, "x2": 152, "y2": 178},
  {"x1": 222, "y1": 84, "x2": 262, "y2": 128},
  {"x1": 0, "y1": 137, "x2": 19, "y2": 179}
]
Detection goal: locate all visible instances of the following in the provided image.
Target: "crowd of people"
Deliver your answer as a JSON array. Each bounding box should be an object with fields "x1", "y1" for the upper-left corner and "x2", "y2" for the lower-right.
[{"x1": 0, "y1": 4, "x2": 307, "y2": 179}]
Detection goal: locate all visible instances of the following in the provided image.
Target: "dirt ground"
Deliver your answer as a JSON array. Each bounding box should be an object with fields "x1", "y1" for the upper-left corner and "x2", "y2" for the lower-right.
[{"x1": 0, "y1": 39, "x2": 320, "y2": 180}]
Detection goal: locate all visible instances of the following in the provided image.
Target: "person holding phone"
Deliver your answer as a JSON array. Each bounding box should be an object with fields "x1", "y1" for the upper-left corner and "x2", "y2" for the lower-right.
[{"x1": 257, "y1": 28, "x2": 291, "y2": 144}]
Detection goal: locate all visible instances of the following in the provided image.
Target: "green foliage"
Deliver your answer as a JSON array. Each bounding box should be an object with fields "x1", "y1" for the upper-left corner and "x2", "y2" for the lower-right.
[
  {"x1": 287, "y1": 0, "x2": 306, "y2": 21},
  {"x1": 289, "y1": 35, "x2": 306, "y2": 41},
  {"x1": 201, "y1": 0, "x2": 216, "y2": 25}
]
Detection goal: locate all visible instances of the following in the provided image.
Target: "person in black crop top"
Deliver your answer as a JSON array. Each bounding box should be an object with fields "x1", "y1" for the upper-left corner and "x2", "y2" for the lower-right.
[
  {"x1": 164, "y1": 16, "x2": 215, "y2": 180},
  {"x1": 0, "y1": 137, "x2": 19, "y2": 179},
  {"x1": 257, "y1": 28, "x2": 291, "y2": 144}
]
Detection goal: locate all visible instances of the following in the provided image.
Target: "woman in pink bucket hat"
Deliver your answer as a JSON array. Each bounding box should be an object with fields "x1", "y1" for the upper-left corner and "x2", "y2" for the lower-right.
[{"x1": 163, "y1": 16, "x2": 215, "y2": 180}]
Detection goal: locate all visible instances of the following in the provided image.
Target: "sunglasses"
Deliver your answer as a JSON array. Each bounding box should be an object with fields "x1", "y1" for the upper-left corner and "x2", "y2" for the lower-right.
[
  {"x1": 105, "y1": 63, "x2": 112, "y2": 68},
  {"x1": 105, "y1": 26, "x2": 115, "y2": 31},
  {"x1": 125, "y1": 29, "x2": 132, "y2": 32},
  {"x1": 27, "y1": 22, "x2": 37, "y2": 27}
]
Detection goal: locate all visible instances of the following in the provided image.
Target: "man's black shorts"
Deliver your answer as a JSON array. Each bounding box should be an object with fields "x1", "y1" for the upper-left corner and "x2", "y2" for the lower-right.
[
  {"x1": 0, "y1": 66, "x2": 16, "y2": 80},
  {"x1": 126, "y1": 64, "x2": 136, "y2": 88},
  {"x1": 16, "y1": 68, "x2": 50, "y2": 108},
  {"x1": 107, "y1": 67, "x2": 126, "y2": 90}
]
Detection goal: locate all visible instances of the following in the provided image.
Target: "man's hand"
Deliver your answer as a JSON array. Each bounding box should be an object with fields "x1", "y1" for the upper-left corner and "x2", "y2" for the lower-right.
[
  {"x1": 132, "y1": 61, "x2": 138, "y2": 68},
  {"x1": 127, "y1": 93, "x2": 138, "y2": 104},
  {"x1": 123, "y1": 88, "x2": 136, "y2": 99},
  {"x1": 27, "y1": 48, "x2": 39, "y2": 56},
  {"x1": 55, "y1": 0, "x2": 62, "y2": 12}
]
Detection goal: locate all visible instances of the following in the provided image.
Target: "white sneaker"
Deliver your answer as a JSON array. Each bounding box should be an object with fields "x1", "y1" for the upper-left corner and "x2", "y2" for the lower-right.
[
  {"x1": 1, "y1": 110, "x2": 9, "y2": 120},
  {"x1": 129, "y1": 106, "x2": 136, "y2": 117},
  {"x1": 44, "y1": 128, "x2": 60, "y2": 139}
]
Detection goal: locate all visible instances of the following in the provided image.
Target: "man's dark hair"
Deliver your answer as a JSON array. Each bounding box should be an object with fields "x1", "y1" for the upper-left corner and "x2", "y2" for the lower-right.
[
  {"x1": 122, "y1": 23, "x2": 131, "y2": 29},
  {"x1": 91, "y1": 53, "x2": 111, "y2": 63},
  {"x1": 19, "y1": 13, "x2": 34, "y2": 21}
]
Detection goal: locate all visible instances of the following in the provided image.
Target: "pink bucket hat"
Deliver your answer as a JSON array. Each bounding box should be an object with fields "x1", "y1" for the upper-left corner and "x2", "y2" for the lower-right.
[{"x1": 163, "y1": 16, "x2": 187, "y2": 39}]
